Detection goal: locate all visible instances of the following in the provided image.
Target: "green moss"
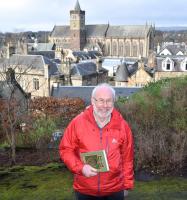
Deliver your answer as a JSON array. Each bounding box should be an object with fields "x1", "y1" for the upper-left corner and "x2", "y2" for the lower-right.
[
  {"x1": 0, "y1": 164, "x2": 187, "y2": 200},
  {"x1": 0, "y1": 164, "x2": 74, "y2": 200}
]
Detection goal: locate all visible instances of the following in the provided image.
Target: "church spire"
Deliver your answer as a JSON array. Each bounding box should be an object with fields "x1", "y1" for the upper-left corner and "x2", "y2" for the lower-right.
[{"x1": 74, "y1": 0, "x2": 81, "y2": 11}]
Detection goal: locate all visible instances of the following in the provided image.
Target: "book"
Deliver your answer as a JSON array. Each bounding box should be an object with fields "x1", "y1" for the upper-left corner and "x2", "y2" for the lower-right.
[{"x1": 80, "y1": 150, "x2": 109, "y2": 172}]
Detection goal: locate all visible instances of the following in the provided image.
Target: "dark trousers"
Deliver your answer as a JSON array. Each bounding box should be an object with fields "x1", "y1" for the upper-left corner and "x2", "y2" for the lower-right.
[{"x1": 75, "y1": 190, "x2": 124, "y2": 200}]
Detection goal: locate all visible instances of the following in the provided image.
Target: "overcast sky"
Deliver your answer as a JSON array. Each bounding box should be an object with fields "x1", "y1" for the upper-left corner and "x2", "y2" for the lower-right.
[{"x1": 1, "y1": 0, "x2": 187, "y2": 33}]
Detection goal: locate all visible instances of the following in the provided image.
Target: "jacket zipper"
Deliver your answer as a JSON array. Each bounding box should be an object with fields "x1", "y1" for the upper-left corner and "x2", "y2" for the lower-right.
[{"x1": 98, "y1": 128, "x2": 102, "y2": 195}]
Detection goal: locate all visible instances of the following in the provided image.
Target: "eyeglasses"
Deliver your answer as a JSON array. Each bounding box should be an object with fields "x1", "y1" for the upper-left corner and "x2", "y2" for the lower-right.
[{"x1": 93, "y1": 97, "x2": 114, "y2": 106}]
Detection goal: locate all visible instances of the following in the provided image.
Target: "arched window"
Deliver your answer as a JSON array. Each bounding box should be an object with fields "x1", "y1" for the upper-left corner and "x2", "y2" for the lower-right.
[
  {"x1": 106, "y1": 43, "x2": 111, "y2": 55},
  {"x1": 124, "y1": 41, "x2": 130, "y2": 57},
  {"x1": 119, "y1": 42, "x2": 124, "y2": 57},
  {"x1": 132, "y1": 42, "x2": 138, "y2": 57},
  {"x1": 112, "y1": 41, "x2": 117, "y2": 56},
  {"x1": 139, "y1": 42, "x2": 144, "y2": 57}
]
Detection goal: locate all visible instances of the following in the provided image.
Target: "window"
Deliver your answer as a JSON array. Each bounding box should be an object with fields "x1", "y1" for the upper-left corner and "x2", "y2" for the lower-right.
[
  {"x1": 139, "y1": 42, "x2": 143, "y2": 57},
  {"x1": 180, "y1": 59, "x2": 187, "y2": 71},
  {"x1": 119, "y1": 42, "x2": 123, "y2": 56},
  {"x1": 112, "y1": 41, "x2": 117, "y2": 56},
  {"x1": 106, "y1": 43, "x2": 111, "y2": 55},
  {"x1": 132, "y1": 42, "x2": 137, "y2": 57},
  {"x1": 124, "y1": 42, "x2": 130, "y2": 57},
  {"x1": 162, "y1": 57, "x2": 173, "y2": 71},
  {"x1": 33, "y1": 78, "x2": 39, "y2": 90},
  {"x1": 166, "y1": 63, "x2": 170, "y2": 70}
]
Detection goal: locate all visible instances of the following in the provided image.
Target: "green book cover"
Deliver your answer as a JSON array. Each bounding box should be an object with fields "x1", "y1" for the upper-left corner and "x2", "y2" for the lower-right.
[{"x1": 80, "y1": 150, "x2": 109, "y2": 172}]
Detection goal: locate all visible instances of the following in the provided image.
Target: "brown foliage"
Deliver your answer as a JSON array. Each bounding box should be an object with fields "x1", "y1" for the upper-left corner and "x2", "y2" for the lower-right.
[{"x1": 30, "y1": 97, "x2": 85, "y2": 123}]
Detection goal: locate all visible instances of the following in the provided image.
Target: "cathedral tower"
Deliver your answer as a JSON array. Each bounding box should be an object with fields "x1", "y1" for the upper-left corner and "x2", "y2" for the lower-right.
[{"x1": 70, "y1": 0, "x2": 86, "y2": 50}]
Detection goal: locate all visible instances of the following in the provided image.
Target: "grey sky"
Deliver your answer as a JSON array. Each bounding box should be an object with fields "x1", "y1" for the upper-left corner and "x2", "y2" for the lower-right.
[{"x1": 0, "y1": 0, "x2": 187, "y2": 33}]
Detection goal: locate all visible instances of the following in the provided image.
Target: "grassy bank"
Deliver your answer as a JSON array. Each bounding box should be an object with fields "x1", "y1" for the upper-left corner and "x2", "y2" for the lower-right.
[{"x1": 0, "y1": 163, "x2": 187, "y2": 200}]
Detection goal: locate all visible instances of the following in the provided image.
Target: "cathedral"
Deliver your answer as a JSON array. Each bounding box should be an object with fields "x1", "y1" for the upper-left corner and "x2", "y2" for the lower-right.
[{"x1": 49, "y1": 0, "x2": 155, "y2": 58}]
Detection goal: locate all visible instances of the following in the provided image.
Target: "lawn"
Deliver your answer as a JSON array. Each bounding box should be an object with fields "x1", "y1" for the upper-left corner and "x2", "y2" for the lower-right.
[{"x1": 0, "y1": 163, "x2": 187, "y2": 200}]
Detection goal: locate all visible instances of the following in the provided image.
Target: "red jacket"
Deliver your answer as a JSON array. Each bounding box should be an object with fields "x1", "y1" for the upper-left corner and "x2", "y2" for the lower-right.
[{"x1": 59, "y1": 105, "x2": 134, "y2": 196}]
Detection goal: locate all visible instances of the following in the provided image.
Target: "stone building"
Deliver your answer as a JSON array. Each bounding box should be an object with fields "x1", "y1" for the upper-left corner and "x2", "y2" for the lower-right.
[{"x1": 49, "y1": 0, "x2": 155, "y2": 59}]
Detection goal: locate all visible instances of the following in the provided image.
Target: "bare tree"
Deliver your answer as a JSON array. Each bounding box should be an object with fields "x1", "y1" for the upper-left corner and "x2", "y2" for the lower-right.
[{"x1": 0, "y1": 68, "x2": 29, "y2": 164}]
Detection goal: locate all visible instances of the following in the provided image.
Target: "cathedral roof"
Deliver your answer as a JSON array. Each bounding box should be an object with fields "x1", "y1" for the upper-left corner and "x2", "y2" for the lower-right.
[
  {"x1": 86, "y1": 25, "x2": 109, "y2": 37},
  {"x1": 107, "y1": 25, "x2": 152, "y2": 38},
  {"x1": 50, "y1": 26, "x2": 70, "y2": 37},
  {"x1": 50, "y1": 24, "x2": 152, "y2": 39}
]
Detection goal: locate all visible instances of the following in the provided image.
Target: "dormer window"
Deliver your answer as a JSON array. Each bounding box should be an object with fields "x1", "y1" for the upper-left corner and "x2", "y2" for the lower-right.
[
  {"x1": 162, "y1": 57, "x2": 174, "y2": 71},
  {"x1": 181, "y1": 58, "x2": 187, "y2": 71}
]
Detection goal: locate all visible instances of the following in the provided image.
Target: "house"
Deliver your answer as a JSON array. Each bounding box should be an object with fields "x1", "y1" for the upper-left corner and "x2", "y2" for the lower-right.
[
  {"x1": 49, "y1": 0, "x2": 155, "y2": 58},
  {"x1": 155, "y1": 55, "x2": 187, "y2": 80},
  {"x1": 0, "y1": 54, "x2": 64, "y2": 98},
  {"x1": 115, "y1": 60, "x2": 155, "y2": 87},
  {"x1": 61, "y1": 59, "x2": 108, "y2": 86},
  {"x1": 158, "y1": 43, "x2": 187, "y2": 56}
]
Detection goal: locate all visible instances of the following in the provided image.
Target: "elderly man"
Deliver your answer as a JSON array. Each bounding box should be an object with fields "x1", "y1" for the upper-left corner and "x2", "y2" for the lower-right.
[{"x1": 59, "y1": 83, "x2": 134, "y2": 200}]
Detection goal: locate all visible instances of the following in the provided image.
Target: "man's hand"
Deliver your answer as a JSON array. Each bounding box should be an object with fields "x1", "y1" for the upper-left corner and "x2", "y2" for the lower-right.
[{"x1": 82, "y1": 164, "x2": 98, "y2": 177}]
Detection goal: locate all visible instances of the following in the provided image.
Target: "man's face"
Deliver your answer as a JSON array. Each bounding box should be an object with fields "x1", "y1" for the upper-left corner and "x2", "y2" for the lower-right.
[{"x1": 91, "y1": 87, "x2": 114, "y2": 119}]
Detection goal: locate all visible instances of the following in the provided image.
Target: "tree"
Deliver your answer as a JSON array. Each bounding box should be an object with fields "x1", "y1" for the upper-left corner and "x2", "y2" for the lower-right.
[{"x1": 0, "y1": 67, "x2": 30, "y2": 164}]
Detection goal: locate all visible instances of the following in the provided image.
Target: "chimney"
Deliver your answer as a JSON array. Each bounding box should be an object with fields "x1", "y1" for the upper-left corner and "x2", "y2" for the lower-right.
[{"x1": 6, "y1": 68, "x2": 16, "y2": 83}]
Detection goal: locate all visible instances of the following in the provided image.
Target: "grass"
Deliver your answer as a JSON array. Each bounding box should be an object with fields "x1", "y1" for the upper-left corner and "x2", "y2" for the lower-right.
[{"x1": 0, "y1": 163, "x2": 187, "y2": 200}]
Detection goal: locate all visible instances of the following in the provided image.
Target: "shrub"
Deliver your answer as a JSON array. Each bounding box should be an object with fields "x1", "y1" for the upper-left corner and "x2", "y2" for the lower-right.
[
  {"x1": 116, "y1": 76, "x2": 187, "y2": 175},
  {"x1": 16, "y1": 97, "x2": 85, "y2": 149},
  {"x1": 17, "y1": 117, "x2": 57, "y2": 149}
]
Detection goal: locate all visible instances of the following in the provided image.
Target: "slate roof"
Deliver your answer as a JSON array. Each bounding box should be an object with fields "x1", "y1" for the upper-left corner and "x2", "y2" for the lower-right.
[
  {"x1": 159, "y1": 44, "x2": 186, "y2": 55},
  {"x1": 51, "y1": 86, "x2": 141, "y2": 105},
  {"x1": 0, "y1": 55, "x2": 61, "y2": 76},
  {"x1": 50, "y1": 24, "x2": 152, "y2": 39},
  {"x1": 72, "y1": 50, "x2": 102, "y2": 60},
  {"x1": 71, "y1": 62, "x2": 97, "y2": 76},
  {"x1": 86, "y1": 25, "x2": 108, "y2": 37},
  {"x1": 28, "y1": 51, "x2": 55, "y2": 59},
  {"x1": 126, "y1": 62, "x2": 139, "y2": 76},
  {"x1": 115, "y1": 63, "x2": 129, "y2": 82},
  {"x1": 156, "y1": 56, "x2": 187, "y2": 72},
  {"x1": 50, "y1": 26, "x2": 70, "y2": 38},
  {"x1": 28, "y1": 43, "x2": 55, "y2": 51},
  {"x1": 107, "y1": 25, "x2": 151, "y2": 38}
]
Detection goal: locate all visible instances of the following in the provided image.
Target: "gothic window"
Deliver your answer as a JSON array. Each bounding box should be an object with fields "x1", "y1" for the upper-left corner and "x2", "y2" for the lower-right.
[
  {"x1": 33, "y1": 78, "x2": 39, "y2": 90},
  {"x1": 119, "y1": 42, "x2": 124, "y2": 56},
  {"x1": 112, "y1": 41, "x2": 117, "y2": 56},
  {"x1": 106, "y1": 43, "x2": 111, "y2": 55},
  {"x1": 124, "y1": 41, "x2": 130, "y2": 57},
  {"x1": 132, "y1": 42, "x2": 137, "y2": 57},
  {"x1": 139, "y1": 42, "x2": 144, "y2": 57}
]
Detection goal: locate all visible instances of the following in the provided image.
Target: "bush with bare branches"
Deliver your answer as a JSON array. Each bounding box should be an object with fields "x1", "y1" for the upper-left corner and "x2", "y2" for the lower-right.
[{"x1": 116, "y1": 76, "x2": 187, "y2": 175}]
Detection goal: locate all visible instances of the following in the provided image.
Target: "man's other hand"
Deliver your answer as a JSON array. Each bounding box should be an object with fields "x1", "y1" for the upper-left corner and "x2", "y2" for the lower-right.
[{"x1": 82, "y1": 164, "x2": 98, "y2": 177}]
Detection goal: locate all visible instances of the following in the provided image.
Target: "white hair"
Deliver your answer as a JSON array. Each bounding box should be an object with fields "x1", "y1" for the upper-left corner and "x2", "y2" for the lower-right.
[{"x1": 91, "y1": 83, "x2": 116, "y2": 100}]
